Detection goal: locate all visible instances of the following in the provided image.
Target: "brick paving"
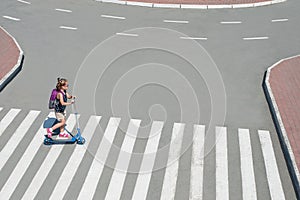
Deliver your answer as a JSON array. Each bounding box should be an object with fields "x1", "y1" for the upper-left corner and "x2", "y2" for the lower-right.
[
  {"x1": 269, "y1": 56, "x2": 300, "y2": 169},
  {"x1": 125, "y1": 0, "x2": 269, "y2": 5},
  {"x1": 0, "y1": 27, "x2": 20, "y2": 81}
]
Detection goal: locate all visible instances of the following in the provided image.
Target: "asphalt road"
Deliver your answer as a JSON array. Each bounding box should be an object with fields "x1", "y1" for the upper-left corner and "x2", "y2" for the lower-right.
[{"x1": 0, "y1": 0, "x2": 299, "y2": 199}]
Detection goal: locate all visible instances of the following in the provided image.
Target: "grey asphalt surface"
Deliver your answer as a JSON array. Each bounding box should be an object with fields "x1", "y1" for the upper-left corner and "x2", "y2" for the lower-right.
[{"x1": 0, "y1": 0, "x2": 299, "y2": 199}]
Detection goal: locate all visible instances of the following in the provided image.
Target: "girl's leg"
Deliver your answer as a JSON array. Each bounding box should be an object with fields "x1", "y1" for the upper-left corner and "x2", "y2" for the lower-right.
[{"x1": 52, "y1": 119, "x2": 65, "y2": 131}]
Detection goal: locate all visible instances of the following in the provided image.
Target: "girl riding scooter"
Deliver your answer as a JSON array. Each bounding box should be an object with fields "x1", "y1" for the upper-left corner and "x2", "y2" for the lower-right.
[{"x1": 47, "y1": 78, "x2": 75, "y2": 139}]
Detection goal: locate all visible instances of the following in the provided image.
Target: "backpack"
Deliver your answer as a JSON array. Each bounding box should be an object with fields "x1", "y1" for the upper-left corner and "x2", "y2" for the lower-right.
[{"x1": 48, "y1": 89, "x2": 61, "y2": 109}]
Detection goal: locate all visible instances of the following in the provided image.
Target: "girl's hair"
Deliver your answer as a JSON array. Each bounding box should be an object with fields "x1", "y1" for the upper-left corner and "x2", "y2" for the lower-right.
[{"x1": 56, "y1": 77, "x2": 68, "y2": 90}]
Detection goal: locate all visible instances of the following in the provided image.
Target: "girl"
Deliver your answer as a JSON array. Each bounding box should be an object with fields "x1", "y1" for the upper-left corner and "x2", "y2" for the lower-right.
[{"x1": 47, "y1": 78, "x2": 75, "y2": 139}]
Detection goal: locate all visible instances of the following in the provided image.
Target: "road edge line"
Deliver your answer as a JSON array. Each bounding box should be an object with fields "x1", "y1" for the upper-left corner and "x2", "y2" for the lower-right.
[{"x1": 95, "y1": 0, "x2": 286, "y2": 9}]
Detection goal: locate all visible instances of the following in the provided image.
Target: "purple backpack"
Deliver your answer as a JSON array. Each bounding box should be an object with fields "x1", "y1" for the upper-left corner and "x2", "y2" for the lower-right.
[{"x1": 48, "y1": 89, "x2": 61, "y2": 109}]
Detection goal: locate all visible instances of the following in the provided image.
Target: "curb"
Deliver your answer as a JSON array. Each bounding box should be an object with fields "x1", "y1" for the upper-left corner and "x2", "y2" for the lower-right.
[
  {"x1": 263, "y1": 55, "x2": 300, "y2": 199},
  {"x1": 0, "y1": 26, "x2": 24, "y2": 92},
  {"x1": 96, "y1": 0, "x2": 286, "y2": 9}
]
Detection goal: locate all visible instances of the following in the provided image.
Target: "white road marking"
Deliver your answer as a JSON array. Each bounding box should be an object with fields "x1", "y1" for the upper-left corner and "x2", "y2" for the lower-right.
[
  {"x1": 19, "y1": 114, "x2": 77, "y2": 200},
  {"x1": 0, "y1": 108, "x2": 21, "y2": 137},
  {"x1": 0, "y1": 107, "x2": 3, "y2": 112},
  {"x1": 77, "y1": 117, "x2": 121, "y2": 200},
  {"x1": 189, "y1": 125, "x2": 205, "y2": 200},
  {"x1": 59, "y1": 26, "x2": 77, "y2": 30},
  {"x1": 271, "y1": 18, "x2": 288, "y2": 22},
  {"x1": 104, "y1": 119, "x2": 141, "y2": 200},
  {"x1": 101, "y1": 14, "x2": 125, "y2": 20},
  {"x1": 2, "y1": 16, "x2": 20, "y2": 21},
  {"x1": 258, "y1": 130, "x2": 286, "y2": 200},
  {"x1": 243, "y1": 37, "x2": 269, "y2": 40},
  {"x1": 164, "y1": 20, "x2": 189, "y2": 24},
  {"x1": 160, "y1": 123, "x2": 185, "y2": 200},
  {"x1": 17, "y1": 0, "x2": 31, "y2": 4},
  {"x1": 180, "y1": 36, "x2": 208, "y2": 40},
  {"x1": 216, "y1": 126, "x2": 229, "y2": 200},
  {"x1": 239, "y1": 129, "x2": 257, "y2": 200},
  {"x1": 131, "y1": 121, "x2": 164, "y2": 200},
  {"x1": 220, "y1": 21, "x2": 242, "y2": 24},
  {"x1": 0, "y1": 112, "x2": 55, "y2": 199},
  {"x1": 55, "y1": 8, "x2": 72, "y2": 13},
  {"x1": 49, "y1": 116, "x2": 101, "y2": 200},
  {"x1": 116, "y1": 32, "x2": 138, "y2": 37},
  {"x1": 0, "y1": 110, "x2": 40, "y2": 171}
]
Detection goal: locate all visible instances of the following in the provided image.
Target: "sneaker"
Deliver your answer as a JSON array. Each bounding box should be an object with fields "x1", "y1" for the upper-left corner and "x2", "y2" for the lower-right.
[
  {"x1": 57, "y1": 132, "x2": 70, "y2": 140},
  {"x1": 46, "y1": 128, "x2": 53, "y2": 138}
]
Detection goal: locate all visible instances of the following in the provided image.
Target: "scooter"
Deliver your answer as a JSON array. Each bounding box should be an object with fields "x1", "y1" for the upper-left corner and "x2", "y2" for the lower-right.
[{"x1": 43, "y1": 101, "x2": 85, "y2": 145}]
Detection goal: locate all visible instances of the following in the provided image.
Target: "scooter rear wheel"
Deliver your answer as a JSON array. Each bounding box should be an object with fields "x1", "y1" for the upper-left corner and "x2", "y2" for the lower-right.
[{"x1": 44, "y1": 138, "x2": 52, "y2": 145}]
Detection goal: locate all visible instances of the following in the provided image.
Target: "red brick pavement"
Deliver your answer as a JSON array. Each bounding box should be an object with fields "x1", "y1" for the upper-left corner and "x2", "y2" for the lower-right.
[
  {"x1": 125, "y1": 0, "x2": 269, "y2": 5},
  {"x1": 0, "y1": 27, "x2": 20, "y2": 81},
  {"x1": 269, "y1": 56, "x2": 300, "y2": 170}
]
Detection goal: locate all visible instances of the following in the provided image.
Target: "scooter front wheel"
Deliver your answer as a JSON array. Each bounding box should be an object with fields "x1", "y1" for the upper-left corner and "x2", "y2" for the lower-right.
[{"x1": 77, "y1": 137, "x2": 85, "y2": 145}]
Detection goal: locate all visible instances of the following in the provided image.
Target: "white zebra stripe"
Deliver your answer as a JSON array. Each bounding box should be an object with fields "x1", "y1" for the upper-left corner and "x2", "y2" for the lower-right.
[
  {"x1": 77, "y1": 117, "x2": 121, "y2": 200},
  {"x1": 49, "y1": 116, "x2": 101, "y2": 200},
  {"x1": 258, "y1": 130, "x2": 285, "y2": 200},
  {"x1": 0, "y1": 110, "x2": 40, "y2": 171},
  {"x1": 20, "y1": 114, "x2": 78, "y2": 200},
  {"x1": 104, "y1": 119, "x2": 141, "y2": 200},
  {"x1": 0, "y1": 112, "x2": 55, "y2": 199},
  {"x1": 216, "y1": 126, "x2": 229, "y2": 200},
  {"x1": 160, "y1": 123, "x2": 185, "y2": 200},
  {"x1": 239, "y1": 128, "x2": 257, "y2": 200},
  {"x1": 0, "y1": 108, "x2": 21, "y2": 137},
  {"x1": 131, "y1": 121, "x2": 164, "y2": 200},
  {"x1": 189, "y1": 125, "x2": 205, "y2": 200}
]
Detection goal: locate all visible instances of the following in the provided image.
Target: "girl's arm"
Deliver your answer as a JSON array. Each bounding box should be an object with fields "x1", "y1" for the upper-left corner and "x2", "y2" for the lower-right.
[
  {"x1": 58, "y1": 93, "x2": 73, "y2": 106},
  {"x1": 66, "y1": 92, "x2": 75, "y2": 99}
]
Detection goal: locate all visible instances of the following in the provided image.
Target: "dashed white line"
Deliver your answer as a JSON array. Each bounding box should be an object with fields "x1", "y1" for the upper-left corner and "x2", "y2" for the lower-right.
[
  {"x1": 180, "y1": 36, "x2": 208, "y2": 41},
  {"x1": 3, "y1": 16, "x2": 20, "y2": 21},
  {"x1": 101, "y1": 14, "x2": 125, "y2": 20},
  {"x1": 271, "y1": 18, "x2": 288, "y2": 22},
  {"x1": 17, "y1": 0, "x2": 31, "y2": 4},
  {"x1": 59, "y1": 26, "x2": 77, "y2": 30},
  {"x1": 116, "y1": 32, "x2": 138, "y2": 37},
  {"x1": 243, "y1": 37, "x2": 269, "y2": 40},
  {"x1": 55, "y1": 8, "x2": 72, "y2": 13},
  {"x1": 220, "y1": 21, "x2": 242, "y2": 24},
  {"x1": 164, "y1": 20, "x2": 189, "y2": 24}
]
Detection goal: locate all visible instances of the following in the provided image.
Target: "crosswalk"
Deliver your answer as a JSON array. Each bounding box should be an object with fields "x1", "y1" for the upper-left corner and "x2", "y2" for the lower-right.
[{"x1": 0, "y1": 107, "x2": 287, "y2": 199}]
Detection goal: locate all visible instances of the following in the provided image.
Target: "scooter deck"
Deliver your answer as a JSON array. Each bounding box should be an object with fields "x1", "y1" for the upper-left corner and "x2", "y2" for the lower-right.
[{"x1": 44, "y1": 136, "x2": 77, "y2": 145}]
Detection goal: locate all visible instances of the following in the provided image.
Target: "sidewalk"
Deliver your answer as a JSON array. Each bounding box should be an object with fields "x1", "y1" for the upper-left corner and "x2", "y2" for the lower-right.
[
  {"x1": 264, "y1": 55, "x2": 300, "y2": 198},
  {"x1": 0, "y1": 26, "x2": 23, "y2": 92}
]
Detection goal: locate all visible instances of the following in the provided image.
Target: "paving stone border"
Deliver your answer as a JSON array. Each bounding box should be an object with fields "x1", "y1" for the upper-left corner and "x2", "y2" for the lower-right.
[
  {"x1": 0, "y1": 26, "x2": 24, "y2": 92},
  {"x1": 263, "y1": 55, "x2": 300, "y2": 199},
  {"x1": 96, "y1": 0, "x2": 286, "y2": 9}
]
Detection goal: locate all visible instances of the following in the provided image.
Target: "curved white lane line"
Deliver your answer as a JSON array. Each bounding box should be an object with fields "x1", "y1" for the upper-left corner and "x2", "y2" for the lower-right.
[
  {"x1": 243, "y1": 37, "x2": 269, "y2": 40},
  {"x1": 180, "y1": 36, "x2": 207, "y2": 41},
  {"x1": 163, "y1": 20, "x2": 189, "y2": 24},
  {"x1": 116, "y1": 32, "x2": 138, "y2": 37},
  {"x1": 55, "y1": 8, "x2": 72, "y2": 13},
  {"x1": 59, "y1": 26, "x2": 77, "y2": 30},
  {"x1": 101, "y1": 14, "x2": 126, "y2": 20},
  {"x1": 271, "y1": 18, "x2": 288, "y2": 22},
  {"x1": 17, "y1": 0, "x2": 31, "y2": 4},
  {"x1": 3, "y1": 16, "x2": 20, "y2": 21}
]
